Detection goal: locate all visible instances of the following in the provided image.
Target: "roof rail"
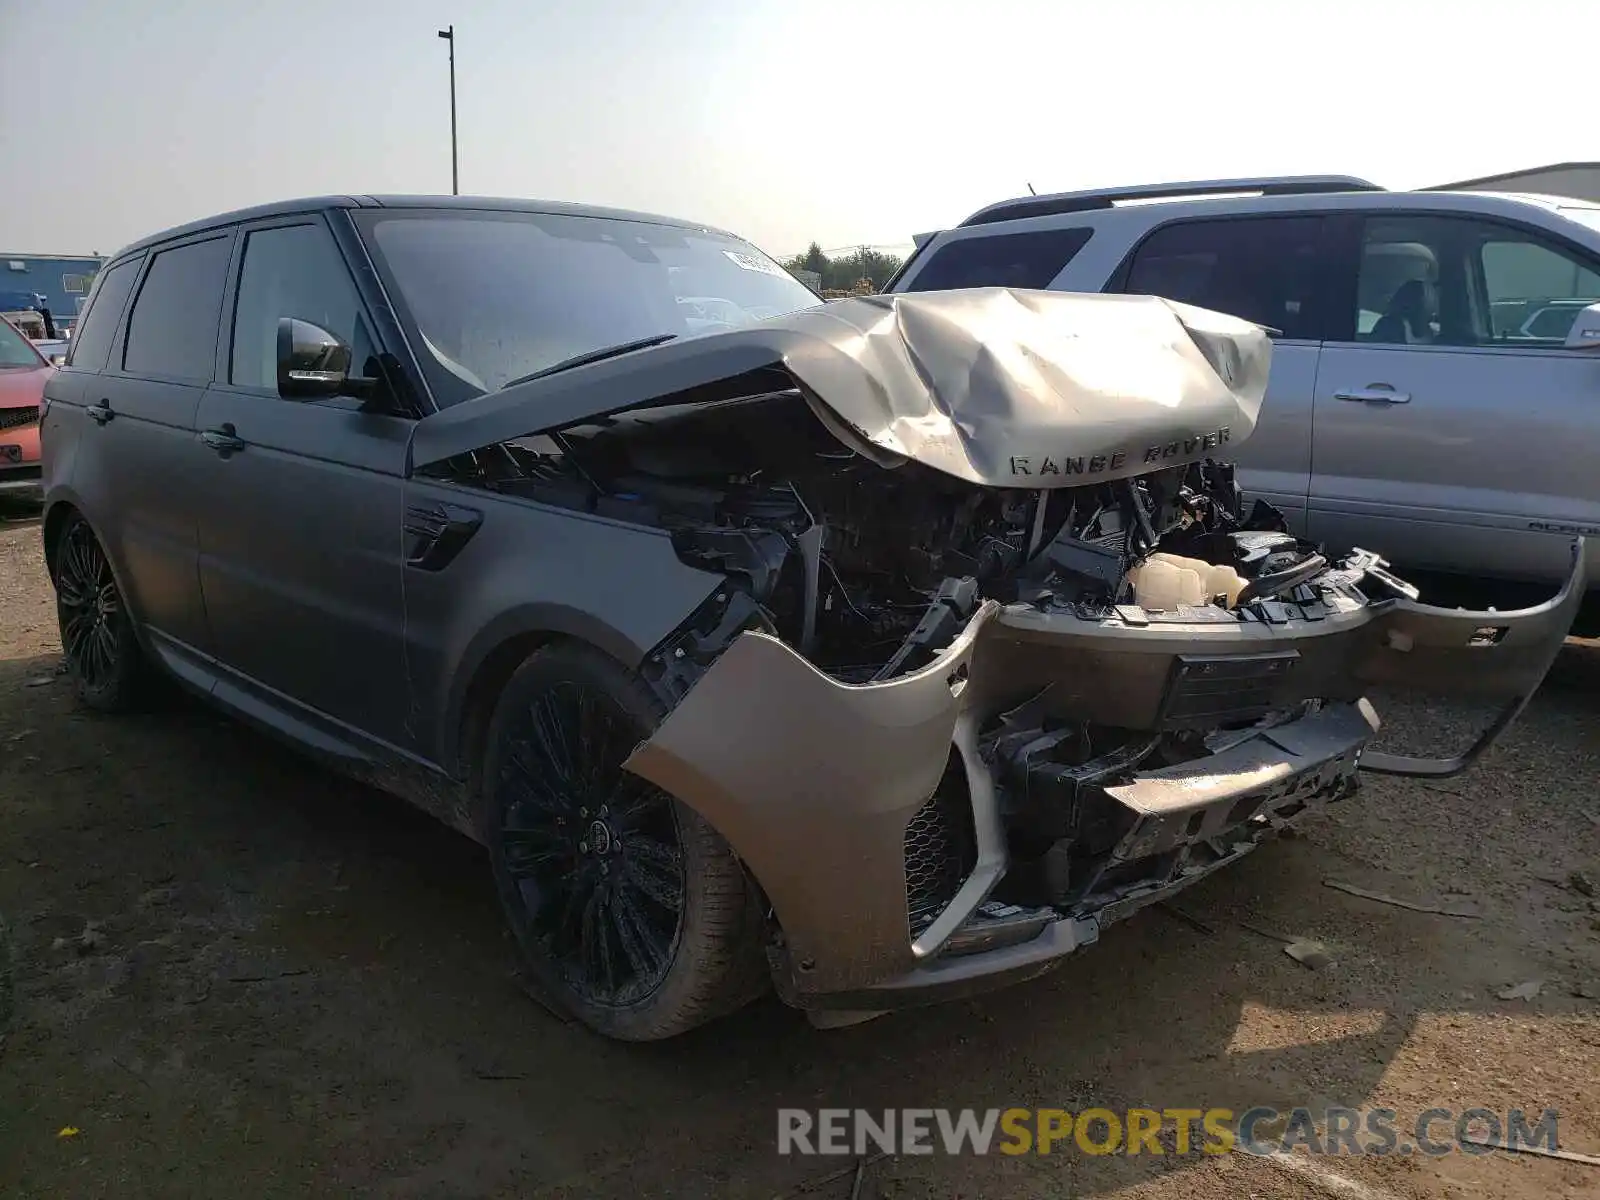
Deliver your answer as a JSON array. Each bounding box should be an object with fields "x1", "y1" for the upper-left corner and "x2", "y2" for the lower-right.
[{"x1": 957, "y1": 175, "x2": 1384, "y2": 227}]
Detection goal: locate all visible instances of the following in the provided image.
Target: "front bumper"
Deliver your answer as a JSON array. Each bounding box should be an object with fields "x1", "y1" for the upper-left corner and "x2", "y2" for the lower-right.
[{"x1": 623, "y1": 541, "x2": 1584, "y2": 1007}]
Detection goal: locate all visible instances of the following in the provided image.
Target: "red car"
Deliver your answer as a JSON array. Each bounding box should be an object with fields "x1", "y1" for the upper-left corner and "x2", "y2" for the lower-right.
[{"x1": 0, "y1": 314, "x2": 49, "y2": 499}]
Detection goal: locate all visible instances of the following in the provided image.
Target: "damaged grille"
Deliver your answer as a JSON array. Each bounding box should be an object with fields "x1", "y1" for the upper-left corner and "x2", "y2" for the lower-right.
[
  {"x1": 1158, "y1": 652, "x2": 1298, "y2": 729},
  {"x1": 0, "y1": 406, "x2": 38, "y2": 432},
  {"x1": 904, "y1": 764, "x2": 976, "y2": 935}
]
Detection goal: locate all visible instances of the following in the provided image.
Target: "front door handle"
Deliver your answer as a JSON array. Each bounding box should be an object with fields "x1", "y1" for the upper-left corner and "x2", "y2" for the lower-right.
[
  {"x1": 200, "y1": 424, "x2": 246, "y2": 455},
  {"x1": 1334, "y1": 385, "x2": 1411, "y2": 405},
  {"x1": 87, "y1": 400, "x2": 113, "y2": 425}
]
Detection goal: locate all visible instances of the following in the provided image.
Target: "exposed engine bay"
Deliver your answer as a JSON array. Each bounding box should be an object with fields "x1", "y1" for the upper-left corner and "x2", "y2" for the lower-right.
[{"x1": 481, "y1": 385, "x2": 1381, "y2": 687}]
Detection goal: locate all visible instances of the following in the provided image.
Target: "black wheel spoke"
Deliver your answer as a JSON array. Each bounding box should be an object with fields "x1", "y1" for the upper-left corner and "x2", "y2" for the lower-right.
[
  {"x1": 501, "y1": 825, "x2": 566, "y2": 878},
  {"x1": 62, "y1": 609, "x2": 94, "y2": 655},
  {"x1": 57, "y1": 575, "x2": 91, "y2": 609},
  {"x1": 503, "y1": 748, "x2": 572, "y2": 814},
  {"x1": 610, "y1": 883, "x2": 667, "y2": 979},
  {"x1": 548, "y1": 863, "x2": 595, "y2": 957},
  {"x1": 625, "y1": 851, "x2": 684, "y2": 912},
  {"x1": 607, "y1": 774, "x2": 662, "y2": 827},
  {"x1": 580, "y1": 889, "x2": 619, "y2": 1000}
]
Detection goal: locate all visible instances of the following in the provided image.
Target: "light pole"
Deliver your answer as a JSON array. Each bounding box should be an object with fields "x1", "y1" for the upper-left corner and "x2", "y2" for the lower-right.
[{"x1": 437, "y1": 25, "x2": 458, "y2": 195}]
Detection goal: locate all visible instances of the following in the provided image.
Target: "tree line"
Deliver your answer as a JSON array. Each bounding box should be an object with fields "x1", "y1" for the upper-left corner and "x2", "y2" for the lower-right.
[{"x1": 783, "y1": 242, "x2": 906, "y2": 294}]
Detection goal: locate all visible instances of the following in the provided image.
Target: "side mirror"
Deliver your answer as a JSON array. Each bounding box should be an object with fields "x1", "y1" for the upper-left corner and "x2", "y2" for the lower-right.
[
  {"x1": 48, "y1": 354, "x2": 66, "y2": 366},
  {"x1": 1562, "y1": 302, "x2": 1600, "y2": 350},
  {"x1": 277, "y1": 317, "x2": 352, "y2": 398}
]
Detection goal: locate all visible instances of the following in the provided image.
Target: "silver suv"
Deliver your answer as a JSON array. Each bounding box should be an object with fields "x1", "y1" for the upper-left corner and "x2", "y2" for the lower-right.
[{"x1": 886, "y1": 176, "x2": 1600, "y2": 627}]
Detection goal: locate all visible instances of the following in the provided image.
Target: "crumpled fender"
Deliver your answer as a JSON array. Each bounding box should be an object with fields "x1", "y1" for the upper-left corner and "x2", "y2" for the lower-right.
[{"x1": 622, "y1": 603, "x2": 1001, "y2": 994}]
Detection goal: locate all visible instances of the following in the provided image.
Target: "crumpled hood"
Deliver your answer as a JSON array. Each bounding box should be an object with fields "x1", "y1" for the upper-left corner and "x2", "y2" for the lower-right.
[
  {"x1": 779, "y1": 288, "x2": 1270, "y2": 486},
  {"x1": 409, "y1": 288, "x2": 1271, "y2": 487}
]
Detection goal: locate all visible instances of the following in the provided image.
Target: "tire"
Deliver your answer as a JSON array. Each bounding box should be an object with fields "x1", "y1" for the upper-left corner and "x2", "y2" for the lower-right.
[
  {"x1": 481, "y1": 640, "x2": 768, "y2": 1040},
  {"x1": 51, "y1": 514, "x2": 149, "y2": 713}
]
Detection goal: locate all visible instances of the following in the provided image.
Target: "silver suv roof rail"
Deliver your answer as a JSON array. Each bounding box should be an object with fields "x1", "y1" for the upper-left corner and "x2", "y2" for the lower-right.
[{"x1": 957, "y1": 175, "x2": 1384, "y2": 228}]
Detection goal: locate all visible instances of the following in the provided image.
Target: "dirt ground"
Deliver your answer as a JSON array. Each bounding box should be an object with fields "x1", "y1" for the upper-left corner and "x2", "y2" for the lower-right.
[{"x1": 0, "y1": 505, "x2": 1597, "y2": 1200}]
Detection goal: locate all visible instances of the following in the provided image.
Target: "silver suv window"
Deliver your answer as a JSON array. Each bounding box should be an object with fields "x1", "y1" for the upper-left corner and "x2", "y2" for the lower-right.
[
  {"x1": 1354, "y1": 215, "x2": 1600, "y2": 347},
  {"x1": 901, "y1": 227, "x2": 1092, "y2": 292},
  {"x1": 1119, "y1": 217, "x2": 1325, "y2": 339}
]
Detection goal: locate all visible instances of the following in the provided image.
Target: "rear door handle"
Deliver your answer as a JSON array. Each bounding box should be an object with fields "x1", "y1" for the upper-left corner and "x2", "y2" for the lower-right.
[
  {"x1": 87, "y1": 400, "x2": 113, "y2": 425},
  {"x1": 200, "y1": 424, "x2": 246, "y2": 455},
  {"x1": 1333, "y1": 385, "x2": 1411, "y2": 405}
]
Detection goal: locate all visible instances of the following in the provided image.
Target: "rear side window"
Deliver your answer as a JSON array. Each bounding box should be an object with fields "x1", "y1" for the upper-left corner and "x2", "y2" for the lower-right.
[
  {"x1": 1121, "y1": 217, "x2": 1325, "y2": 339},
  {"x1": 902, "y1": 228, "x2": 1093, "y2": 292},
  {"x1": 123, "y1": 236, "x2": 233, "y2": 381},
  {"x1": 65, "y1": 258, "x2": 139, "y2": 372}
]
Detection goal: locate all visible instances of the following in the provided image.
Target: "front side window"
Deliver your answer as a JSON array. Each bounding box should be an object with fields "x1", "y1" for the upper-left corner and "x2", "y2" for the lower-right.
[
  {"x1": 902, "y1": 227, "x2": 1093, "y2": 292},
  {"x1": 1121, "y1": 217, "x2": 1325, "y2": 339},
  {"x1": 359, "y1": 211, "x2": 821, "y2": 402},
  {"x1": 1354, "y1": 215, "x2": 1600, "y2": 347},
  {"x1": 230, "y1": 222, "x2": 373, "y2": 390},
  {"x1": 64, "y1": 257, "x2": 139, "y2": 372},
  {"x1": 123, "y1": 236, "x2": 232, "y2": 380}
]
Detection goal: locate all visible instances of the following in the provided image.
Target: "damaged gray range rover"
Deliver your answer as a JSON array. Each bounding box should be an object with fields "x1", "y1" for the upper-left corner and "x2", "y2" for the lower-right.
[{"x1": 42, "y1": 197, "x2": 1583, "y2": 1040}]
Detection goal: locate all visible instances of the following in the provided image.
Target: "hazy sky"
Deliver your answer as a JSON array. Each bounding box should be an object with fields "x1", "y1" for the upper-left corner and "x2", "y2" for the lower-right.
[{"x1": 1, "y1": 0, "x2": 1589, "y2": 260}]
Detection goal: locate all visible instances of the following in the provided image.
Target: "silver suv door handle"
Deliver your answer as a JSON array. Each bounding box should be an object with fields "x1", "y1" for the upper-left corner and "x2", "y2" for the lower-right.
[{"x1": 1334, "y1": 385, "x2": 1411, "y2": 405}]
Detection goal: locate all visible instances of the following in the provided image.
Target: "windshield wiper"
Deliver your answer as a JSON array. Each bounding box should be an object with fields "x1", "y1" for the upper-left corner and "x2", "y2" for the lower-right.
[{"x1": 500, "y1": 333, "x2": 679, "y2": 390}]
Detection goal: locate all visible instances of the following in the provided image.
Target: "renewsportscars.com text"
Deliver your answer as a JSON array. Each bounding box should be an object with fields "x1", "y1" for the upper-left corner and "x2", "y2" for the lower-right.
[{"x1": 777, "y1": 1106, "x2": 1560, "y2": 1157}]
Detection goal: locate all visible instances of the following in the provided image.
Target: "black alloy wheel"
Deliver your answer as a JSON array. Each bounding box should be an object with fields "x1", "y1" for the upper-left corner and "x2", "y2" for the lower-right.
[
  {"x1": 483, "y1": 641, "x2": 768, "y2": 1040},
  {"x1": 53, "y1": 515, "x2": 144, "y2": 711},
  {"x1": 497, "y1": 679, "x2": 686, "y2": 1006}
]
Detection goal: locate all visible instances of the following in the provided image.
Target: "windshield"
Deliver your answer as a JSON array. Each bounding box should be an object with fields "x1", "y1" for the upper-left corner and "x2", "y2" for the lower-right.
[
  {"x1": 0, "y1": 318, "x2": 44, "y2": 368},
  {"x1": 360, "y1": 210, "x2": 820, "y2": 403}
]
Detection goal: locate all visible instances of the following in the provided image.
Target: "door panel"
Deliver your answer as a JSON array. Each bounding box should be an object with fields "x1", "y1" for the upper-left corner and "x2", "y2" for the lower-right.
[
  {"x1": 192, "y1": 392, "x2": 413, "y2": 746},
  {"x1": 1228, "y1": 341, "x2": 1318, "y2": 531},
  {"x1": 1308, "y1": 344, "x2": 1600, "y2": 580},
  {"x1": 76, "y1": 239, "x2": 230, "y2": 655},
  {"x1": 1308, "y1": 213, "x2": 1600, "y2": 584},
  {"x1": 194, "y1": 214, "x2": 413, "y2": 749},
  {"x1": 89, "y1": 375, "x2": 212, "y2": 649}
]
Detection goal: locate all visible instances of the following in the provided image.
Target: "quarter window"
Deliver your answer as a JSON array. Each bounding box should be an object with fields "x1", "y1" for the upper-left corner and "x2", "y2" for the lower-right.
[
  {"x1": 64, "y1": 257, "x2": 139, "y2": 372},
  {"x1": 902, "y1": 228, "x2": 1093, "y2": 292},
  {"x1": 1353, "y1": 215, "x2": 1600, "y2": 347},
  {"x1": 229, "y1": 222, "x2": 371, "y2": 391},
  {"x1": 123, "y1": 237, "x2": 232, "y2": 380},
  {"x1": 1121, "y1": 217, "x2": 1325, "y2": 339}
]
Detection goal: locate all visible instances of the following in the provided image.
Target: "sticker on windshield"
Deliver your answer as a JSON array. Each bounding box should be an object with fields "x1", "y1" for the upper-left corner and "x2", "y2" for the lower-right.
[{"x1": 722, "y1": 250, "x2": 787, "y2": 277}]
